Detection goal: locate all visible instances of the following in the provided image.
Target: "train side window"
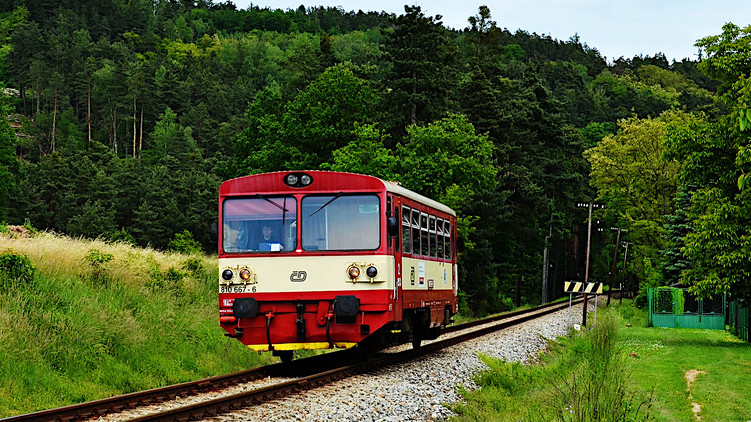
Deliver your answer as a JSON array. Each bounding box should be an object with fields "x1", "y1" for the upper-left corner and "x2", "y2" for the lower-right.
[
  {"x1": 420, "y1": 212, "x2": 429, "y2": 256},
  {"x1": 436, "y1": 218, "x2": 444, "y2": 259},
  {"x1": 393, "y1": 206, "x2": 399, "y2": 252},
  {"x1": 411, "y1": 209, "x2": 420, "y2": 255},
  {"x1": 402, "y1": 206, "x2": 411, "y2": 254},
  {"x1": 429, "y1": 215, "x2": 437, "y2": 258},
  {"x1": 444, "y1": 221, "x2": 452, "y2": 259}
]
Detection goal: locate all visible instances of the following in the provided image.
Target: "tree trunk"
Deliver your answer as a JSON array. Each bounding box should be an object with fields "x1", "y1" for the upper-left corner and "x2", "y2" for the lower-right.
[
  {"x1": 113, "y1": 104, "x2": 118, "y2": 154},
  {"x1": 87, "y1": 79, "x2": 92, "y2": 145},
  {"x1": 139, "y1": 107, "x2": 144, "y2": 157},
  {"x1": 52, "y1": 86, "x2": 58, "y2": 152},
  {"x1": 133, "y1": 97, "x2": 137, "y2": 158}
]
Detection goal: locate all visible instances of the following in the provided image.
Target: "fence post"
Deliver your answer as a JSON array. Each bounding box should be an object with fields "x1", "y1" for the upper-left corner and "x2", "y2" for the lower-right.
[{"x1": 647, "y1": 288, "x2": 653, "y2": 327}]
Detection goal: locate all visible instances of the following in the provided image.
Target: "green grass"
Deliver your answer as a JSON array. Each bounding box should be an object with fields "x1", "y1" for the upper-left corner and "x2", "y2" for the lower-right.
[
  {"x1": 617, "y1": 305, "x2": 751, "y2": 421},
  {"x1": 450, "y1": 302, "x2": 751, "y2": 422},
  {"x1": 0, "y1": 232, "x2": 275, "y2": 417}
]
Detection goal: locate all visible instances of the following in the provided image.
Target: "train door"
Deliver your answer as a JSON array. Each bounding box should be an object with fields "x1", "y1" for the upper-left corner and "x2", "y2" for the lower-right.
[{"x1": 390, "y1": 195, "x2": 404, "y2": 321}]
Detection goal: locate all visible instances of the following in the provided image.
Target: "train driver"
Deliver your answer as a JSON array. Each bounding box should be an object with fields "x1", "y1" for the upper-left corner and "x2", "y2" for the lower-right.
[{"x1": 257, "y1": 223, "x2": 282, "y2": 251}]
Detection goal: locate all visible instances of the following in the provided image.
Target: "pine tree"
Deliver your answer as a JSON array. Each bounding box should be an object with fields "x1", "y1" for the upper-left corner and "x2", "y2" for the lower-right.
[{"x1": 382, "y1": 6, "x2": 457, "y2": 135}]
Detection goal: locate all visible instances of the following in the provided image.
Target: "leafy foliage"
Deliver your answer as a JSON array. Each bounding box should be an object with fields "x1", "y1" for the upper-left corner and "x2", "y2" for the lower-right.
[
  {"x1": 167, "y1": 230, "x2": 202, "y2": 254},
  {"x1": 0, "y1": 2, "x2": 732, "y2": 312},
  {"x1": 0, "y1": 249, "x2": 35, "y2": 286}
]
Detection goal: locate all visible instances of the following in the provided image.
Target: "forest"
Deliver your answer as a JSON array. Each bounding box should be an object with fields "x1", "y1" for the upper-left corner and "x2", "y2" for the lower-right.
[{"x1": 0, "y1": 0, "x2": 748, "y2": 315}]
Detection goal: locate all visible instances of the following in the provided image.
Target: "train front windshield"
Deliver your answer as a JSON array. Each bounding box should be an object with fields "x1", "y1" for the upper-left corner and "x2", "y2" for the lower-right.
[
  {"x1": 223, "y1": 196, "x2": 297, "y2": 253},
  {"x1": 301, "y1": 194, "x2": 380, "y2": 251},
  {"x1": 222, "y1": 194, "x2": 380, "y2": 253}
]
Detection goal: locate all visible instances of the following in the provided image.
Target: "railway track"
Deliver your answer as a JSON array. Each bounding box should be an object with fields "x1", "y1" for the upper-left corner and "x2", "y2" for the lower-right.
[{"x1": 3, "y1": 296, "x2": 593, "y2": 422}]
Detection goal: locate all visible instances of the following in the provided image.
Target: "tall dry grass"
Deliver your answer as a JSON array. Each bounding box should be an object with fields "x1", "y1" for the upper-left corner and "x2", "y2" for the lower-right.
[
  {"x1": 0, "y1": 230, "x2": 271, "y2": 418},
  {"x1": 0, "y1": 231, "x2": 215, "y2": 286}
]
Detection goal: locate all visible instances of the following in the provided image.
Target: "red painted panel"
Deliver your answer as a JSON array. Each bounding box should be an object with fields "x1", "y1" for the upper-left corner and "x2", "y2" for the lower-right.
[{"x1": 220, "y1": 171, "x2": 387, "y2": 196}]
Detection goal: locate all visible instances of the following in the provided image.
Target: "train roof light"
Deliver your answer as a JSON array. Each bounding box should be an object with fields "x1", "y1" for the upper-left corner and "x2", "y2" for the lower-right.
[{"x1": 284, "y1": 172, "x2": 313, "y2": 188}]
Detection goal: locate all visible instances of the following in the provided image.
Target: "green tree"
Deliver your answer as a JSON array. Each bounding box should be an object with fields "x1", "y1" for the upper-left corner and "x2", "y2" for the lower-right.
[
  {"x1": 663, "y1": 23, "x2": 751, "y2": 300},
  {"x1": 585, "y1": 111, "x2": 695, "y2": 292},
  {"x1": 149, "y1": 107, "x2": 196, "y2": 161},
  {"x1": 281, "y1": 64, "x2": 378, "y2": 165},
  {"x1": 326, "y1": 123, "x2": 396, "y2": 180},
  {"x1": 0, "y1": 95, "x2": 19, "y2": 221},
  {"x1": 382, "y1": 5, "x2": 457, "y2": 134}
]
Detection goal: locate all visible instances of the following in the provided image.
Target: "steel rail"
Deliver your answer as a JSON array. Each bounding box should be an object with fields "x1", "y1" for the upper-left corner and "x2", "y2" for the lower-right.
[
  {"x1": 122, "y1": 297, "x2": 589, "y2": 422},
  {"x1": 2, "y1": 293, "x2": 600, "y2": 422}
]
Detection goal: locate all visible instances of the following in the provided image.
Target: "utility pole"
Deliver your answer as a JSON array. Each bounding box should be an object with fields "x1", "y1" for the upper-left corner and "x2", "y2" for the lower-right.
[
  {"x1": 619, "y1": 241, "x2": 632, "y2": 304},
  {"x1": 576, "y1": 201, "x2": 602, "y2": 326},
  {"x1": 607, "y1": 227, "x2": 625, "y2": 306},
  {"x1": 541, "y1": 217, "x2": 552, "y2": 303}
]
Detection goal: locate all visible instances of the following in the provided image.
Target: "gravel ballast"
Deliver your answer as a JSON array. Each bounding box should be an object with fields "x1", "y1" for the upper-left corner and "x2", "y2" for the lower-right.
[{"x1": 212, "y1": 301, "x2": 596, "y2": 422}]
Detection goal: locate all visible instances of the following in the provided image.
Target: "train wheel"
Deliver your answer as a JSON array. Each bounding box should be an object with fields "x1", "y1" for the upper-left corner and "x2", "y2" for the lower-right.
[
  {"x1": 275, "y1": 350, "x2": 294, "y2": 363},
  {"x1": 412, "y1": 336, "x2": 422, "y2": 349}
]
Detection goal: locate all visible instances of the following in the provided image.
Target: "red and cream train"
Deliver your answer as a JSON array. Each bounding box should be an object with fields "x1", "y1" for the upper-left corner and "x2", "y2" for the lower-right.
[{"x1": 217, "y1": 171, "x2": 457, "y2": 361}]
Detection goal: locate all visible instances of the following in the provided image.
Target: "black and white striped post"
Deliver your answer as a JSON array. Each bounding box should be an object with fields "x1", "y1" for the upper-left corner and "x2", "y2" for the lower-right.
[{"x1": 565, "y1": 281, "x2": 604, "y2": 328}]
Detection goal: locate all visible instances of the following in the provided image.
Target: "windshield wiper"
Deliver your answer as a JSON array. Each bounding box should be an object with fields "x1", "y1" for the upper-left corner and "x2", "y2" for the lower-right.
[
  {"x1": 255, "y1": 194, "x2": 289, "y2": 213},
  {"x1": 309, "y1": 192, "x2": 343, "y2": 217}
]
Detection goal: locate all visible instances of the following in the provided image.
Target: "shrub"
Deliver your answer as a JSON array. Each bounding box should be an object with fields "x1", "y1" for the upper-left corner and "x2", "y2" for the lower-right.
[
  {"x1": 167, "y1": 230, "x2": 202, "y2": 254},
  {"x1": 0, "y1": 250, "x2": 36, "y2": 287},
  {"x1": 110, "y1": 228, "x2": 136, "y2": 245},
  {"x1": 84, "y1": 249, "x2": 114, "y2": 284},
  {"x1": 548, "y1": 316, "x2": 654, "y2": 421}
]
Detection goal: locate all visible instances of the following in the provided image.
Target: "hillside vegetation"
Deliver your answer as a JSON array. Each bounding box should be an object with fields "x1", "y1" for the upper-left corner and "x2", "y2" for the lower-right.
[
  {"x1": 0, "y1": 1, "x2": 749, "y2": 318},
  {"x1": 0, "y1": 1, "x2": 736, "y2": 317},
  {"x1": 0, "y1": 228, "x2": 271, "y2": 417}
]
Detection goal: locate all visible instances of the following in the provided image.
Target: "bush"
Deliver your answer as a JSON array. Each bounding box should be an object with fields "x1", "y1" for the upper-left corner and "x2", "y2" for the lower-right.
[
  {"x1": 452, "y1": 313, "x2": 654, "y2": 422},
  {"x1": 548, "y1": 316, "x2": 654, "y2": 421},
  {"x1": 84, "y1": 249, "x2": 114, "y2": 284},
  {"x1": 167, "y1": 230, "x2": 202, "y2": 254},
  {"x1": 0, "y1": 250, "x2": 36, "y2": 287},
  {"x1": 110, "y1": 228, "x2": 136, "y2": 245}
]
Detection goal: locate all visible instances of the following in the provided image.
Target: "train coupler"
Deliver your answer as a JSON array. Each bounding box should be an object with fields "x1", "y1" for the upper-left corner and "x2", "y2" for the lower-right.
[{"x1": 296, "y1": 301, "x2": 307, "y2": 340}]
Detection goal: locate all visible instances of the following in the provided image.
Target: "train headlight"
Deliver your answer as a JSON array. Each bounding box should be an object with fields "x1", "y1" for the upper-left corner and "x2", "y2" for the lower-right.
[
  {"x1": 347, "y1": 264, "x2": 360, "y2": 280},
  {"x1": 239, "y1": 267, "x2": 252, "y2": 281},
  {"x1": 284, "y1": 172, "x2": 313, "y2": 188},
  {"x1": 221, "y1": 269, "x2": 234, "y2": 281},
  {"x1": 365, "y1": 265, "x2": 378, "y2": 278}
]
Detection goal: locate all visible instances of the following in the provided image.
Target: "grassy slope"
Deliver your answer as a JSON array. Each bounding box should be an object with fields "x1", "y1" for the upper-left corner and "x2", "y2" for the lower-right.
[
  {"x1": 0, "y1": 232, "x2": 274, "y2": 417},
  {"x1": 451, "y1": 303, "x2": 751, "y2": 422}
]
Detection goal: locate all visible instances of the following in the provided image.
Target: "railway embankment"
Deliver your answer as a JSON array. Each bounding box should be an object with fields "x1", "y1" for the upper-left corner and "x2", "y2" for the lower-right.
[{"x1": 0, "y1": 230, "x2": 273, "y2": 418}]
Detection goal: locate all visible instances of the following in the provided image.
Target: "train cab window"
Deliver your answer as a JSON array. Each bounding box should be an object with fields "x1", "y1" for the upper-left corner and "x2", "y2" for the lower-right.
[
  {"x1": 411, "y1": 209, "x2": 420, "y2": 255},
  {"x1": 444, "y1": 221, "x2": 452, "y2": 259},
  {"x1": 429, "y1": 216, "x2": 437, "y2": 257},
  {"x1": 222, "y1": 196, "x2": 297, "y2": 253},
  {"x1": 436, "y1": 218, "x2": 444, "y2": 259},
  {"x1": 301, "y1": 194, "x2": 380, "y2": 251},
  {"x1": 420, "y1": 212, "x2": 429, "y2": 256},
  {"x1": 402, "y1": 206, "x2": 411, "y2": 254}
]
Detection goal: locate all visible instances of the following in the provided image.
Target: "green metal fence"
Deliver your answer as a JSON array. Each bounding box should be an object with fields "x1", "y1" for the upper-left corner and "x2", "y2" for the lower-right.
[
  {"x1": 727, "y1": 300, "x2": 749, "y2": 342},
  {"x1": 648, "y1": 287, "x2": 726, "y2": 330}
]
